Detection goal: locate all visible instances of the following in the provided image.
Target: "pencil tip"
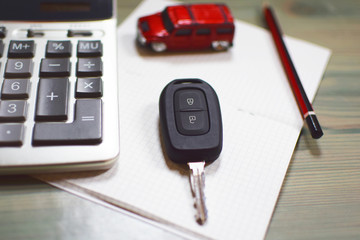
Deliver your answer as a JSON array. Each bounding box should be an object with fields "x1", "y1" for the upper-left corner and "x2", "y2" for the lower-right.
[{"x1": 262, "y1": 1, "x2": 270, "y2": 9}]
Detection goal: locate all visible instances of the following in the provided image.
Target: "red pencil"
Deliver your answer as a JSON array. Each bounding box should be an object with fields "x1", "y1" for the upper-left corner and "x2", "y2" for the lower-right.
[{"x1": 263, "y1": 4, "x2": 323, "y2": 139}]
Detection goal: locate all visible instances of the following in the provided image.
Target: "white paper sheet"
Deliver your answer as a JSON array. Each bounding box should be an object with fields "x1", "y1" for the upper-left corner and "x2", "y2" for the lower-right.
[{"x1": 36, "y1": 0, "x2": 331, "y2": 239}]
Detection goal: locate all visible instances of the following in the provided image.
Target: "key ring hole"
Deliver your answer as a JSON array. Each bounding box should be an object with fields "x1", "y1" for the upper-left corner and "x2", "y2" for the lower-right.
[{"x1": 173, "y1": 78, "x2": 203, "y2": 85}]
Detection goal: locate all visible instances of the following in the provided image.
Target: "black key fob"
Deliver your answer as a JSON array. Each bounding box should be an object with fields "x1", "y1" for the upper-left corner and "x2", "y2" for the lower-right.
[{"x1": 159, "y1": 78, "x2": 223, "y2": 164}]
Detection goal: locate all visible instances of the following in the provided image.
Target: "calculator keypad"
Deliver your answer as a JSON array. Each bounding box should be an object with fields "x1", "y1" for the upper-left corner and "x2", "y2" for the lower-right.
[
  {"x1": 0, "y1": 35, "x2": 105, "y2": 146},
  {"x1": 0, "y1": 15, "x2": 119, "y2": 173}
]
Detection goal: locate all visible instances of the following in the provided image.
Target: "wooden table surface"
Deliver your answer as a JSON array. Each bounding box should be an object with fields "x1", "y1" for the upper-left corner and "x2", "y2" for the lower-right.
[{"x1": 1, "y1": 0, "x2": 359, "y2": 239}]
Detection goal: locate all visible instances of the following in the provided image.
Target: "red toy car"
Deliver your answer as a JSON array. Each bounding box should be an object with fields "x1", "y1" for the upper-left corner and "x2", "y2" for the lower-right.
[{"x1": 137, "y1": 3, "x2": 235, "y2": 52}]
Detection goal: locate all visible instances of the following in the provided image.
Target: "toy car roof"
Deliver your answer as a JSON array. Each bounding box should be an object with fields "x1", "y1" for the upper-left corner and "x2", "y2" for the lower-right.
[{"x1": 166, "y1": 4, "x2": 234, "y2": 26}]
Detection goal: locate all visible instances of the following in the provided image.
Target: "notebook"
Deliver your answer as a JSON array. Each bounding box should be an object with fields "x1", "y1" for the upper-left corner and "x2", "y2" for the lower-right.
[{"x1": 35, "y1": 0, "x2": 332, "y2": 239}]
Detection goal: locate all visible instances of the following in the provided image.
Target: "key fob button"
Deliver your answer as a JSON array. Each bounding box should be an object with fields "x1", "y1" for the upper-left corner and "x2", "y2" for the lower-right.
[
  {"x1": 175, "y1": 111, "x2": 209, "y2": 135},
  {"x1": 174, "y1": 89, "x2": 207, "y2": 111}
]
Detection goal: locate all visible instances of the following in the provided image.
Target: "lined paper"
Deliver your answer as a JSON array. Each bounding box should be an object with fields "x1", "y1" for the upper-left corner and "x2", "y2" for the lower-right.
[{"x1": 36, "y1": 0, "x2": 331, "y2": 239}]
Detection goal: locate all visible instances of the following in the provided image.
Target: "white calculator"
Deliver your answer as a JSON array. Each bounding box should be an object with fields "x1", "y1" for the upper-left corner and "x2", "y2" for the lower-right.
[{"x1": 0, "y1": 0, "x2": 119, "y2": 174}]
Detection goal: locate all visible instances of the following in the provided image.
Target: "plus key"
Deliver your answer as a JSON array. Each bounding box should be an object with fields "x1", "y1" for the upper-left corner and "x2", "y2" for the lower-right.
[{"x1": 35, "y1": 78, "x2": 69, "y2": 121}]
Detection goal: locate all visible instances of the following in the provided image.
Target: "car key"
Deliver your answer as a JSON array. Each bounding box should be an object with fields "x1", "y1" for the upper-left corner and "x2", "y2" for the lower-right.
[{"x1": 159, "y1": 78, "x2": 223, "y2": 224}]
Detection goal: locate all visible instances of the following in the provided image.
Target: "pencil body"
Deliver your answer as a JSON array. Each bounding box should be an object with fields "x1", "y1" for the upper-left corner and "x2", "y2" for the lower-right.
[{"x1": 264, "y1": 6, "x2": 323, "y2": 139}]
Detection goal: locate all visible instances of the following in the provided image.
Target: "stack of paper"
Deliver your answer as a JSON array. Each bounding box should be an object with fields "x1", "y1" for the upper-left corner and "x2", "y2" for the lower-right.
[{"x1": 36, "y1": 0, "x2": 331, "y2": 239}]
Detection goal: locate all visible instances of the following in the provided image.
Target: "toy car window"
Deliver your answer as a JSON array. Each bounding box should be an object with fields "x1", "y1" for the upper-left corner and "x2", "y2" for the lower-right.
[
  {"x1": 140, "y1": 21, "x2": 150, "y2": 32},
  {"x1": 175, "y1": 29, "x2": 192, "y2": 36},
  {"x1": 196, "y1": 28, "x2": 211, "y2": 35},
  {"x1": 161, "y1": 8, "x2": 174, "y2": 33},
  {"x1": 216, "y1": 28, "x2": 233, "y2": 34}
]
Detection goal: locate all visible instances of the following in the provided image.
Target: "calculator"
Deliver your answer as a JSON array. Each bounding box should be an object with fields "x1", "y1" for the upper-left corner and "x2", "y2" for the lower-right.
[{"x1": 0, "y1": 0, "x2": 119, "y2": 174}]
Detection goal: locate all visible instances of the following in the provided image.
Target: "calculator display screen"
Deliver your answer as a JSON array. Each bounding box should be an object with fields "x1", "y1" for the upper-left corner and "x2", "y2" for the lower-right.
[
  {"x1": 0, "y1": 0, "x2": 113, "y2": 21},
  {"x1": 40, "y1": 3, "x2": 91, "y2": 13}
]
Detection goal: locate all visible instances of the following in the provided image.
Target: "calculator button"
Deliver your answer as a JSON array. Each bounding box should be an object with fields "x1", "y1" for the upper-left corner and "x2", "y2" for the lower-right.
[
  {"x1": 4, "y1": 59, "x2": 33, "y2": 78},
  {"x1": 40, "y1": 58, "x2": 71, "y2": 77},
  {"x1": 0, "y1": 27, "x2": 6, "y2": 38},
  {"x1": 0, "y1": 40, "x2": 4, "y2": 57},
  {"x1": 27, "y1": 29, "x2": 45, "y2": 38},
  {"x1": 68, "y1": 30, "x2": 93, "y2": 38},
  {"x1": 8, "y1": 40, "x2": 35, "y2": 58},
  {"x1": 35, "y1": 78, "x2": 69, "y2": 121},
  {"x1": 0, "y1": 100, "x2": 27, "y2": 122},
  {"x1": 0, "y1": 123, "x2": 24, "y2": 146},
  {"x1": 175, "y1": 111, "x2": 209, "y2": 136},
  {"x1": 46, "y1": 41, "x2": 72, "y2": 58},
  {"x1": 33, "y1": 99, "x2": 102, "y2": 145},
  {"x1": 76, "y1": 58, "x2": 103, "y2": 77},
  {"x1": 1, "y1": 79, "x2": 30, "y2": 99},
  {"x1": 76, "y1": 78, "x2": 102, "y2": 98},
  {"x1": 77, "y1": 40, "x2": 102, "y2": 57}
]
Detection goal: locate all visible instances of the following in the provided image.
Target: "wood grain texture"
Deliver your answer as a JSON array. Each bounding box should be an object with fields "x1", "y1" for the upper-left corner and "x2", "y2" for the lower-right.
[{"x1": 1, "y1": 0, "x2": 359, "y2": 239}]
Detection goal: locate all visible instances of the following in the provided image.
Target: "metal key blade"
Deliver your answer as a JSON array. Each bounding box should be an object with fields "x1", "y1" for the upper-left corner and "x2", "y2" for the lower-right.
[{"x1": 188, "y1": 161, "x2": 208, "y2": 224}]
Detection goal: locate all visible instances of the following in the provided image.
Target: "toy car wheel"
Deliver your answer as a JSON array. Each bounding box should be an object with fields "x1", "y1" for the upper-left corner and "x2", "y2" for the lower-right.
[
  {"x1": 211, "y1": 41, "x2": 230, "y2": 51},
  {"x1": 151, "y1": 42, "x2": 167, "y2": 52}
]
